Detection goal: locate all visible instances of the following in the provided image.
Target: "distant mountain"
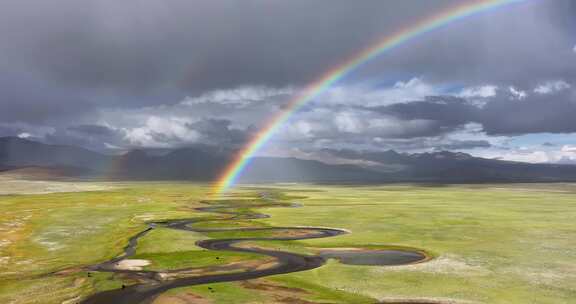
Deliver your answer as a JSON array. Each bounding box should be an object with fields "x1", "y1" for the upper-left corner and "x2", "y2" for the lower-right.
[
  {"x1": 0, "y1": 166, "x2": 88, "y2": 179},
  {"x1": 109, "y1": 147, "x2": 229, "y2": 180},
  {"x1": 2, "y1": 136, "x2": 576, "y2": 183},
  {"x1": 0, "y1": 137, "x2": 109, "y2": 173},
  {"x1": 338, "y1": 150, "x2": 576, "y2": 183},
  {"x1": 241, "y1": 157, "x2": 383, "y2": 183}
]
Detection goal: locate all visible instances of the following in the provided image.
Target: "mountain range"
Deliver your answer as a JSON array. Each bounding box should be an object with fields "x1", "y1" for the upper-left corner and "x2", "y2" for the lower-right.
[{"x1": 2, "y1": 136, "x2": 576, "y2": 183}]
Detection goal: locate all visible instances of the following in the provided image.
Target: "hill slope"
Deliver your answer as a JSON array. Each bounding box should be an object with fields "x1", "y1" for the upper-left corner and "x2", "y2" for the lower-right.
[{"x1": 2, "y1": 137, "x2": 576, "y2": 183}]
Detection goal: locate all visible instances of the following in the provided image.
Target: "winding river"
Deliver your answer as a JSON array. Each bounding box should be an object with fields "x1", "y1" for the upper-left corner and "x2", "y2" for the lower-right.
[{"x1": 81, "y1": 193, "x2": 430, "y2": 304}]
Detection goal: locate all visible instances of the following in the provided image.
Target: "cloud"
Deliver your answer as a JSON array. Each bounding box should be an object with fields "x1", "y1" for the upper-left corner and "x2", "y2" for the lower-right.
[
  {"x1": 293, "y1": 77, "x2": 440, "y2": 110},
  {"x1": 0, "y1": 0, "x2": 574, "y2": 165},
  {"x1": 474, "y1": 144, "x2": 576, "y2": 164},
  {"x1": 0, "y1": 0, "x2": 576, "y2": 169},
  {"x1": 363, "y1": 84, "x2": 576, "y2": 137},
  {"x1": 0, "y1": 0, "x2": 448, "y2": 93},
  {"x1": 508, "y1": 86, "x2": 527, "y2": 100},
  {"x1": 44, "y1": 124, "x2": 125, "y2": 152},
  {"x1": 320, "y1": 139, "x2": 491, "y2": 165},
  {"x1": 479, "y1": 88, "x2": 576, "y2": 135},
  {"x1": 437, "y1": 140, "x2": 491, "y2": 150},
  {"x1": 0, "y1": 0, "x2": 573, "y2": 114},
  {"x1": 18, "y1": 77, "x2": 568, "y2": 159},
  {"x1": 561, "y1": 145, "x2": 576, "y2": 153},
  {"x1": 496, "y1": 149, "x2": 552, "y2": 163},
  {"x1": 67, "y1": 124, "x2": 117, "y2": 136},
  {"x1": 281, "y1": 106, "x2": 449, "y2": 145},
  {"x1": 187, "y1": 118, "x2": 249, "y2": 146},
  {"x1": 0, "y1": 125, "x2": 22, "y2": 137},
  {"x1": 182, "y1": 86, "x2": 293, "y2": 108},
  {"x1": 458, "y1": 85, "x2": 498, "y2": 98},
  {"x1": 374, "y1": 96, "x2": 476, "y2": 128},
  {"x1": 124, "y1": 117, "x2": 200, "y2": 148},
  {"x1": 534, "y1": 80, "x2": 570, "y2": 94},
  {"x1": 2, "y1": 73, "x2": 572, "y2": 165}
]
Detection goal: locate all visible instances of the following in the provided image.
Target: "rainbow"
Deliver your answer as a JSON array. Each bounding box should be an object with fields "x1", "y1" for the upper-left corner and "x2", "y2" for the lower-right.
[{"x1": 212, "y1": 0, "x2": 527, "y2": 196}]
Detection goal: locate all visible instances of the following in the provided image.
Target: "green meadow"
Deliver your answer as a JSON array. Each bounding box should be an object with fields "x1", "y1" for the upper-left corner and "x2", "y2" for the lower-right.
[{"x1": 0, "y1": 180, "x2": 575, "y2": 303}]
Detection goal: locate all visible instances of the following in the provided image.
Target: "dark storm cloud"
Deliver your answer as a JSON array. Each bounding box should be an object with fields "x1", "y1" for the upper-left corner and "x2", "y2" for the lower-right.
[
  {"x1": 187, "y1": 118, "x2": 249, "y2": 146},
  {"x1": 2, "y1": 0, "x2": 572, "y2": 95},
  {"x1": 367, "y1": 96, "x2": 478, "y2": 135},
  {"x1": 67, "y1": 125, "x2": 116, "y2": 137},
  {"x1": 0, "y1": 125, "x2": 21, "y2": 137},
  {"x1": 479, "y1": 90, "x2": 576, "y2": 135},
  {"x1": 1, "y1": 0, "x2": 575, "y2": 154},
  {"x1": 0, "y1": 0, "x2": 457, "y2": 126},
  {"x1": 0, "y1": 70, "x2": 97, "y2": 124},
  {"x1": 44, "y1": 124, "x2": 125, "y2": 152},
  {"x1": 0, "y1": 0, "x2": 447, "y2": 93},
  {"x1": 46, "y1": 118, "x2": 253, "y2": 152},
  {"x1": 365, "y1": 88, "x2": 576, "y2": 137},
  {"x1": 355, "y1": 1, "x2": 576, "y2": 87},
  {"x1": 383, "y1": 96, "x2": 477, "y2": 124}
]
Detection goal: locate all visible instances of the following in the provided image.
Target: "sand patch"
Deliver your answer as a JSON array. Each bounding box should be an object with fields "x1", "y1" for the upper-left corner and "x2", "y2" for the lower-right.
[
  {"x1": 240, "y1": 279, "x2": 307, "y2": 294},
  {"x1": 378, "y1": 297, "x2": 480, "y2": 304},
  {"x1": 503, "y1": 265, "x2": 576, "y2": 287},
  {"x1": 240, "y1": 279, "x2": 320, "y2": 304},
  {"x1": 153, "y1": 292, "x2": 212, "y2": 304},
  {"x1": 0, "y1": 239, "x2": 12, "y2": 248},
  {"x1": 156, "y1": 258, "x2": 278, "y2": 281},
  {"x1": 114, "y1": 259, "x2": 151, "y2": 271},
  {"x1": 372, "y1": 254, "x2": 490, "y2": 276}
]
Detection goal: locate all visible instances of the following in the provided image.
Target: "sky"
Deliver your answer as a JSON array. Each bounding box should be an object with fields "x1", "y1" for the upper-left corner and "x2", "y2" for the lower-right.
[{"x1": 1, "y1": 0, "x2": 576, "y2": 164}]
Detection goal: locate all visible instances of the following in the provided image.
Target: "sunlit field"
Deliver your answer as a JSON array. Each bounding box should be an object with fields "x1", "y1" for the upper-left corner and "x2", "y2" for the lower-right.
[{"x1": 1, "y1": 180, "x2": 575, "y2": 303}]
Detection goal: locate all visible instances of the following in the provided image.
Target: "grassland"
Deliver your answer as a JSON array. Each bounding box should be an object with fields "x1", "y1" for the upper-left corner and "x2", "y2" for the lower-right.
[
  {"x1": 261, "y1": 184, "x2": 576, "y2": 303},
  {"x1": 0, "y1": 179, "x2": 575, "y2": 303}
]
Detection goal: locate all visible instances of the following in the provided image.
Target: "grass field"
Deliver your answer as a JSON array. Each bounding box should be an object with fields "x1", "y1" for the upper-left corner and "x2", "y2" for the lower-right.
[{"x1": 0, "y1": 179, "x2": 575, "y2": 303}]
